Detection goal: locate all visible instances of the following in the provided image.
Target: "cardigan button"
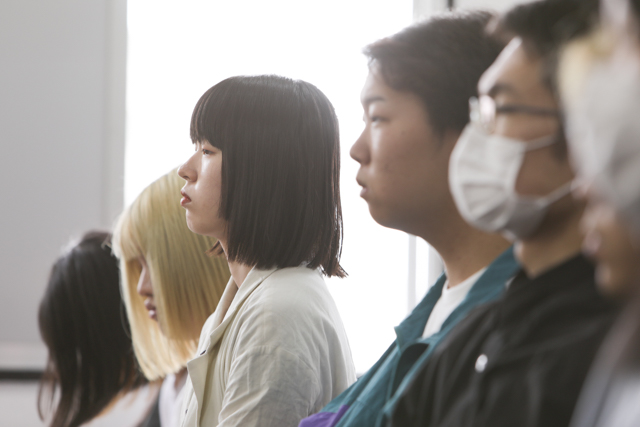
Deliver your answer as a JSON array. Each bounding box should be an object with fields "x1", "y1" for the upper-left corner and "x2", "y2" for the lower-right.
[{"x1": 475, "y1": 354, "x2": 488, "y2": 373}]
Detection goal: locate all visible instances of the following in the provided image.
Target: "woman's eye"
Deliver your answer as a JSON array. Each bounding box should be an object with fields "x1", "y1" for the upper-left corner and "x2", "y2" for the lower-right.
[{"x1": 202, "y1": 148, "x2": 213, "y2": 155}]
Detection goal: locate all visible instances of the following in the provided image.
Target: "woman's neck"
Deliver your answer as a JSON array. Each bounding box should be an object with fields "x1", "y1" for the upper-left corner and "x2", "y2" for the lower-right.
[
  {"x1": 228, "y1": 260, "x2": 253, "y2": 288},
  {"x1": 219, "y1": 240, "x2": 254, "y2": 287}
]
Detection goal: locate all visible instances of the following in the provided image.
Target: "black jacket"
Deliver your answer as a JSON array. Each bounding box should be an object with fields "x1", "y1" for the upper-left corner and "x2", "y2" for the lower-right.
[{"x1": 390, "y1": 255, "x2": 618, "y2": 427}]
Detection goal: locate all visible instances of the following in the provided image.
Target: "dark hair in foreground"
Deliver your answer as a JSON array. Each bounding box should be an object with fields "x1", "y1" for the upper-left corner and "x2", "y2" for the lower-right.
[
  {"x1": 191, "y1": 75, "x2": 345, "y2": 277},
  {"x1": 364, "y1": 11, "x2": 506, "y2": 137},
  {"x1": 38, "y1": 231, "x2": 146, "y2": 427},
  {"x1": 491, "y1": 0, "x2": 599, "y2": 92}
]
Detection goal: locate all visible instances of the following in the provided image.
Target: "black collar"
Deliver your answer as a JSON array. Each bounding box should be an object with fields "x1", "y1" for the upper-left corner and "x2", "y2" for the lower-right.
[{"x1": 500, "y1": 253, "x2": 596, "y2": 324}]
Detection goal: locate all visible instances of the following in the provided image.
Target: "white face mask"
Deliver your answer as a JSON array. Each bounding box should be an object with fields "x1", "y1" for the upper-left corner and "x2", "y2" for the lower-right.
[
  {"x1": 561, "y1": 26, "x2": 640, "y2": 234},
  {"x1": 449, "y1": 124, "x2": 572, "y2": 241}
]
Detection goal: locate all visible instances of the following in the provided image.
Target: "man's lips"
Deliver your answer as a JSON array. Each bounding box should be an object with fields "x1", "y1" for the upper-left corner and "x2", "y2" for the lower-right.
[
  {"x1": 356, "y1": 178, "x2": 367, "y2": 197},
  {"x1": 180, "y1": 190, "x2": 192, "y2": 206}
]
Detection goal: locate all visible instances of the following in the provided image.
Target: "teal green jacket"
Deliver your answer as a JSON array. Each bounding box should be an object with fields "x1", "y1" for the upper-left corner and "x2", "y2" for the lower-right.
[{"x1": 298, "y1": 247, "x2": 519, "y2": 427}]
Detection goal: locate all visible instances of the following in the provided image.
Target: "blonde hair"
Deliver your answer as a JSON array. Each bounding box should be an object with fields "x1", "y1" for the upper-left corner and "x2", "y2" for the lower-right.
[{"x1": 112, "y1": 169, "x2": 229, "y2": 379}]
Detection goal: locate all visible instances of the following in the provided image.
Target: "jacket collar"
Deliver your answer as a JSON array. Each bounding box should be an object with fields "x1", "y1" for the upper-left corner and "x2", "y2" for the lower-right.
[
  {"x1": 394, "y1": 274, "x2": 447, "y2": 351},
  {"x1": 499, "y1": 253, "x2": 596, "y2": 324},
  {"x1": 185, "y1": 265, "x2": 280, "y2": 425},
  {"x1": 394, "y1": 246, "x2": 517, "y2": 351},
  {"x1": 200, "y1": 265, "x2": 279, "y2": 352}
]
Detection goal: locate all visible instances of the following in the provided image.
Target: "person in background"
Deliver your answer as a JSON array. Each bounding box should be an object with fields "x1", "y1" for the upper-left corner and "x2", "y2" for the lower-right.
[
  {"x1": 390, "y1": 1, "x2": 619, "y2": 426},
  {"x1": 559, "y1": 0, "x2": 640, "y2": 297},
  {"x1": 112, "y1": 169, "x2": 230, "y2": 427},
  {"x1": 177, "y1": 75, "x2": 356, "y2": 427},
  {"x1": 38, "y1": 231, "x2": 155, "y2": 427},
  {"x1": 557, "y1": 0, "x2": 640, "y2": 425},
  {"x1": 299, "y1": 11, "x2": 516, "y2": 427}
]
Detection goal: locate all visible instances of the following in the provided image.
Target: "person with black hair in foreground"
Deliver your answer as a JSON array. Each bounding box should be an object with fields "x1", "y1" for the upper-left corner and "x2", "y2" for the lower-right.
[
  {"x1": 38, "y1": 232, "x2": 156, "y2": 427},
  {"x1": 390, "y1": 1, "x2": 619, "y2": 426},
  {"x1": 299, "y1": 11, "x2": 516, "y2": 427}
]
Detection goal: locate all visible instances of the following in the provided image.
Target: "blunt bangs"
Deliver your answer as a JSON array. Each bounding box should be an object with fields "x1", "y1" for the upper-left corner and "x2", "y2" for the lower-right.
[
  {"x1": 190, "y1": 83, "x2": 231, "y2": 150},
  {"x1": 190, "y1": 75, "x2": 345, "y2": 277},
  {"x1": 112, "y1": 204, "x2": 143, "y2": 262},
  {"x1": 112, "y1": 169, "x2": 229, "y2": 379}
]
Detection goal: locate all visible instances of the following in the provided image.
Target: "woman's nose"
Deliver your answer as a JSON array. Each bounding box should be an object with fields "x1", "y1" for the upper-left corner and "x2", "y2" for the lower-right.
[
  {"x1": 178, "y1": 153, "x2": 197, "y2": 182},
  {"x1": 136, "y1": 263, "x2": 153, "y2": 298}
]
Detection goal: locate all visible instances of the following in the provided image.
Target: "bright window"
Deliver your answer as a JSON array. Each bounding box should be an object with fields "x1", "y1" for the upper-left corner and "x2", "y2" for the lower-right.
[{"x1": 125, "y1": 0, "x2": 440, "y2": 373}]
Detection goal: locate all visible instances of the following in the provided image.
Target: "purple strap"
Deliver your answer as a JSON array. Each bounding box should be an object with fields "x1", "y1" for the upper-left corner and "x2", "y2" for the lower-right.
[{"x1": 298, "y1": 405, "x2": 350, "y2": 427}]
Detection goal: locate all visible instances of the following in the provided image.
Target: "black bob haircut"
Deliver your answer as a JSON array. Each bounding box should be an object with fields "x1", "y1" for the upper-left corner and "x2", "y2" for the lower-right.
[
  {"x1": 190, "y1": 75, "x2": 345, "y2": 277},
  {"x1": 490, "y1": 0, "x2": 600, "y2": 93},
  {"x1": 364, "y1": 11, "x2": 506, "y2": 138},
  {"x1": 38, "y1": 231, "x2": 146, "y2": 427}
]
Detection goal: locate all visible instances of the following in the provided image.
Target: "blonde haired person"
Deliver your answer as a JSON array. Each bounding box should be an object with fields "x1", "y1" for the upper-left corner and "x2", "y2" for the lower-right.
[{"x1": 113, "y1": 168, "x2": 230, "y2": 427}]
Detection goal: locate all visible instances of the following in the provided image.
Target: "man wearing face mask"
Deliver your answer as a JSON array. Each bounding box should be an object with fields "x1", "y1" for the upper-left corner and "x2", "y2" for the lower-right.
[{"x1": 388, "y1": 1, "x2": 619, "y2": 427}]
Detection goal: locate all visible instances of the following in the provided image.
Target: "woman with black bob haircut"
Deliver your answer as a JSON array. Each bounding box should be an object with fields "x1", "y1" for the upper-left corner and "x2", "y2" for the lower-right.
[
  {"x1": 38, "y1": 231, "x2": 156, "y2": 427},
  {"x1": 178, "y1": 75, "x2": 356, "y2": 427}
]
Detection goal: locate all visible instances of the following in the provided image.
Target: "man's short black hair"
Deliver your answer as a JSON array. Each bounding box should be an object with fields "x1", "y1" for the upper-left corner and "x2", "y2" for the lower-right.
[
  {"x1": 491, "y1": 0, "x2": 600, "y2": 93},
  {"x1": 364, "y1": 11, "x2": 506, "y2": 137},
  {"x1": 190, "y1": 75, "x2": 345, "y2": 277}
]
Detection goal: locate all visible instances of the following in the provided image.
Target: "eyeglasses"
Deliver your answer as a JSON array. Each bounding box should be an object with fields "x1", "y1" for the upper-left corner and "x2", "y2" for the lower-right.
[{"x1": 469, "y1": 95, "x2": 559, "y2": 133}]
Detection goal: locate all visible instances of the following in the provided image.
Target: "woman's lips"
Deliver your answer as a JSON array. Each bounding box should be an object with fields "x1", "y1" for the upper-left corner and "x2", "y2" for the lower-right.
[
  {"x1": 144, "y1": 300, "x2": 157, "y2": 321},
  {"x1": 180, "y1": 190, "x2": 192, "y2": 206}
]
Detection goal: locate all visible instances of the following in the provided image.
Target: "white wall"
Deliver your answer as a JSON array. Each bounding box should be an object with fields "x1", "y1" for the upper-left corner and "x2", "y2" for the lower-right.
[
  {"x1": 0, "y1": 0, "x2": 526, "y2": 372},
  {"x1": 0, "y1": 0, "x2": 126, "y2": 369},
  {"x1": 456, "y1": 0, "x2": 527, "y2": 11},
  {"x1": 415, "y1": 0, "x2": 527, "y2": 18},
  {"x1": 125, "y1": 0, "x2": 417, "y2": 374}
]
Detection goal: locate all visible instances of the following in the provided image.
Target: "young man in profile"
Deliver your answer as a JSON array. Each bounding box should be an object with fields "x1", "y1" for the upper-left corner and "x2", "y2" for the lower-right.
[
  {"x1": 389, "y1": 1, "x2": 619, "y2": 426},
  {"x1": 299, "y1": 11, "x2": 517, "y2": 427}
]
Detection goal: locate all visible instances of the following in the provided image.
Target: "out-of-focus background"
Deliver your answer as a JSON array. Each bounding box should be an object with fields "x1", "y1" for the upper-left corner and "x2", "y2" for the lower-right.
[{"x1": 0, "y1": 0, "x2": 523, "y2": 424}]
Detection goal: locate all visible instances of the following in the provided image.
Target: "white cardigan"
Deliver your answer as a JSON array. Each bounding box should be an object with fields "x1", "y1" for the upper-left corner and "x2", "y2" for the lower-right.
[{"x1": 180, "y1": 265, "x2": 356, "y2": 427}]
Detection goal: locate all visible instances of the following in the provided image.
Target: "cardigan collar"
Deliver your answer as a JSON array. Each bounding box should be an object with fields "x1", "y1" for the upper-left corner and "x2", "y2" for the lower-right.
[{"x1": 200, "y1": 265, "x2": 280, "y2": 352}]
